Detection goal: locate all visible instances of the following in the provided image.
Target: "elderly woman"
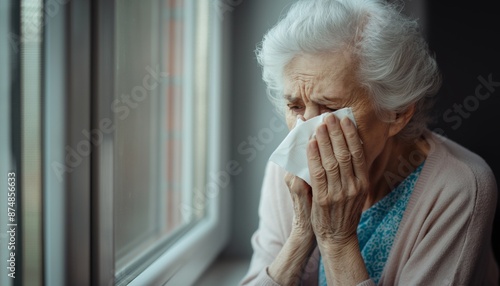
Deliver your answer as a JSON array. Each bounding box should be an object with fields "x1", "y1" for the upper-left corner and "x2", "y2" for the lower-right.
[{"x1": 240, "y1": 0, "x2": 499, "y2": 285}]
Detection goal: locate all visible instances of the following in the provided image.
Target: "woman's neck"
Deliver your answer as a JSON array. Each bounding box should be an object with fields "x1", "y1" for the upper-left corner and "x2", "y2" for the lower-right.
[{"x1": 363, "y1": 135, "x2": 429, "y2": 211}]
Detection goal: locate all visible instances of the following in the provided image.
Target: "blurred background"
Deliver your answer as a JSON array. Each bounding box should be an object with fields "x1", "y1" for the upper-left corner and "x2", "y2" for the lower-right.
[{"x1": 0, "y1": 0, "x2": 498, "y2": 285}]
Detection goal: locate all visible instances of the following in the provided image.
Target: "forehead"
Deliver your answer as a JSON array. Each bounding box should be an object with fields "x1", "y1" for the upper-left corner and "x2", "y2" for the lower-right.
[{"x1": 283, "y1": 52, "x2": 357, "y2": 102}]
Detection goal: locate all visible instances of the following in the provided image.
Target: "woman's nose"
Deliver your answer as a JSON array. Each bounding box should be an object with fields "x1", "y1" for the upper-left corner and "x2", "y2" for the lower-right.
[{"x1": 303, "y1": 105, "x2": 320, "y2": 121}]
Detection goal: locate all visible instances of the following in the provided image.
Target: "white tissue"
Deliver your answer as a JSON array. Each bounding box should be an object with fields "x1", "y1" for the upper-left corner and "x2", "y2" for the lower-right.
[{"x1": 269, "y1": 107, "x2": 357, "y2": 185}]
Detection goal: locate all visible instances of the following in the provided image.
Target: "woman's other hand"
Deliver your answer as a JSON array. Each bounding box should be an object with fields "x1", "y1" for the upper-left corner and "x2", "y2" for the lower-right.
[
  {"x1": 284, "y1": 172, "x2": 314, "y2": 239},
  {"x1": 308, "y1": 114, "x2": 368, "y2": 248}
]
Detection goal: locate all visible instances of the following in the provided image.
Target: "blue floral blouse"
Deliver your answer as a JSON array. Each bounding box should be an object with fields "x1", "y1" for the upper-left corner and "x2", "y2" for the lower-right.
[{"x1": 318, "y1": 162, "x2": 424, "y2": 285}]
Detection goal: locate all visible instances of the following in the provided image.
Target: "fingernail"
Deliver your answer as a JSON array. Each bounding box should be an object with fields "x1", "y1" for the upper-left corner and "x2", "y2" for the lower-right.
[
  {"x1": 341, "y1": 117, "x2": 352, "y2": 127},
  {"x1": 326, "y1": 114, "x2": 337, "y2": 125}
]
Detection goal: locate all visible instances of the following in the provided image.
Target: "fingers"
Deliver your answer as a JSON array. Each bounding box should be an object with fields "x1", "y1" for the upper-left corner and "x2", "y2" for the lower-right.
[
  {"x1": 285, "y1": 172, "x2": 308, "y2": 189},
  {"x1": 307, "y1": 138, "x2": 329, "y2": 200},
  {"x1": 308, "y1": 113, "x2": 367, "y2": 190},
  {"x1": 324, "y1": 114, "x2": 353, "y2": 183},
  {"x1": 340, "y1": 117, "x2": 367, "y2": 181},
  {"x1": 314, "y1": 123, "x2": 341, "y2": 188},
  {"x1": 284, "y1": 172, "x2": 312, "y2": 204},
  {"x1": 311, "y1": 114, "x2": 354, "y2": 189}
]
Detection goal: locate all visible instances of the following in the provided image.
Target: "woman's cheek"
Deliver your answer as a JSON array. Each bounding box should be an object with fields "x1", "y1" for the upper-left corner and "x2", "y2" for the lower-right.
[{"x1": 285, "y1": 112, "x2": 297, "y2": 130}]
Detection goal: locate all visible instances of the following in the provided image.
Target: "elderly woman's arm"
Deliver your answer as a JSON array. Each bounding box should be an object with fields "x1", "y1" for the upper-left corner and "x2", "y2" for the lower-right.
[
  {"x1": 266, "y1": 173, "x2": 316, "y2": 285},
  {"x1": 240, "y1": 162, "x2": 317, "y2": 286},
  {"x1": 267, "y1": 228, "x2": 316, "y2": 284}
]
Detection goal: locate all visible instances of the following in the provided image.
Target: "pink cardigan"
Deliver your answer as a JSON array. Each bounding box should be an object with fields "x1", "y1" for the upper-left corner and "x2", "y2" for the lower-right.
[{"x1": 240, "y1": 131, "x2": 499, "y2": 285}]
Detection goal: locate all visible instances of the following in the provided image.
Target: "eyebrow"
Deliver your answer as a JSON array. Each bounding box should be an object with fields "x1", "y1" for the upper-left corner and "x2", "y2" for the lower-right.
[
  {"x1": 284, "y1": 94, "x2": 302, "y2": 103},
  {"x1": 314, "y1": 96, "x2": 342, "y2": 106}
]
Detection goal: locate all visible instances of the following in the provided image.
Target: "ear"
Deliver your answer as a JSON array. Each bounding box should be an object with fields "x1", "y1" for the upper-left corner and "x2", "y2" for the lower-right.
[{"x1": 388, "y1": 104, "x2": 415, "y2": 137}]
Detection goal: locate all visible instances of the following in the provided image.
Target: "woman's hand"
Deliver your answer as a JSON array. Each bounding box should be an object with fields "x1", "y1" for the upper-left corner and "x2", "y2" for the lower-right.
[
  {"x1": 284, "y1": 172, "x2": 314, "y2": 238},
  {"x1": 308, "y1": 113, "x2": 367, "y2": 244},
  {"x1": 307, "y1": 113, "x2": 370, "y2": 284}
]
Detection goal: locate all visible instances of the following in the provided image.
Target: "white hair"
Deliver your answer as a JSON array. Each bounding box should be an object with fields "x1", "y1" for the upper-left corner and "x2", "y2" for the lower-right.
[{"x1": 255, "y1": 0, "x2": 442, "y2": 140}]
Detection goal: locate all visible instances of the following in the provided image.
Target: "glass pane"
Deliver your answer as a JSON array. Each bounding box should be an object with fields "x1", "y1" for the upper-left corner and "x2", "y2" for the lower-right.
[
  {"x1": 21, "y1": 0, "x2": 44, "y2": 284},
  {"x1": 113, "y1": 0, "x2": 210, "y2": 280},
  {"x1": 113, "y1": 0, "x2": 161, "y2": 269}
]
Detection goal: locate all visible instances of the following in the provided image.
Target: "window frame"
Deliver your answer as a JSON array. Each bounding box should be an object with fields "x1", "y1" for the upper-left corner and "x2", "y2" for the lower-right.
[{"x1": 42, "y1": 0, "x2": 231, "y2": 285}]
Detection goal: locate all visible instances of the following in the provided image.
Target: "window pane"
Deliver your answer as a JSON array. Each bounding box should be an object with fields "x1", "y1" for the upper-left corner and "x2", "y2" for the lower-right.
[
  {"x1": 21, "y1": 0, "x2": 44, "y2": 284},
  {"x1": 113, "y1": 0, "x2": 210, "y2": 281}
]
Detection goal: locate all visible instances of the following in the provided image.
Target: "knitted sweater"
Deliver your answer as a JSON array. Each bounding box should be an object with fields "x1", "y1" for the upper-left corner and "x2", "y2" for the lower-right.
[{"x1": 240, "y1": 130, "x2": 499, "y2": 286}]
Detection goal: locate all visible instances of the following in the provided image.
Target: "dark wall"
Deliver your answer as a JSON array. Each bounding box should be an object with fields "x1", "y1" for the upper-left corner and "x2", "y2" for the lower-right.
[{"x1": 426, "y1": 0, "x2": 500, "y2": 262}]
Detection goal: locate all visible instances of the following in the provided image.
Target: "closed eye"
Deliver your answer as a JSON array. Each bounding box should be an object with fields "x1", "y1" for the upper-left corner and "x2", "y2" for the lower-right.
[
  {"x1": 287, "y1": 104, "x2": 304, "y2": 111},
  {"x1": 322, "y1": 105, "x2": 338, "y2": 113}
]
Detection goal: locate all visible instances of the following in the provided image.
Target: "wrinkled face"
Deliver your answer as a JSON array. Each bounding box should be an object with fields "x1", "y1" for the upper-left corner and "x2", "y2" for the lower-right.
[{"x1": 282, "y1": 52, "x2": 394, "y2": 168}]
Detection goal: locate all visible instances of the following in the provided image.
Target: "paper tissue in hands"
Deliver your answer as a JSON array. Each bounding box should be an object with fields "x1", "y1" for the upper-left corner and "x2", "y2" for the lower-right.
[{"x1": 268, "y1": 107, "x2": 357, "y2": 185}]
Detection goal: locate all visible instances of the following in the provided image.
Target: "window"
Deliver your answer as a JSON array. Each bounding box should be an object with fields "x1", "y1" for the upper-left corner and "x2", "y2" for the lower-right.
[
  {"x1": 107, "y1": 0, "x2": 229, "y2": 284},
  {"x1": 1, "y1": 0, "x2": 230, "y2": 285},
  {"x1": 113, "y1": 0, "x2": 212, "y2": 284}
]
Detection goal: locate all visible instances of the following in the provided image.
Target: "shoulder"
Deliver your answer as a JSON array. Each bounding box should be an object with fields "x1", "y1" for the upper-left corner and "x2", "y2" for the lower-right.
[
  {"x1": 386, "y1": 131, "x2": 499, "y2": 285},
  {"x1": 418, "y1": 130, "x2": 497, "y2": 210},
  {"x1": 425, "y1": 131, "x2": 496, "y2": 188}
]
